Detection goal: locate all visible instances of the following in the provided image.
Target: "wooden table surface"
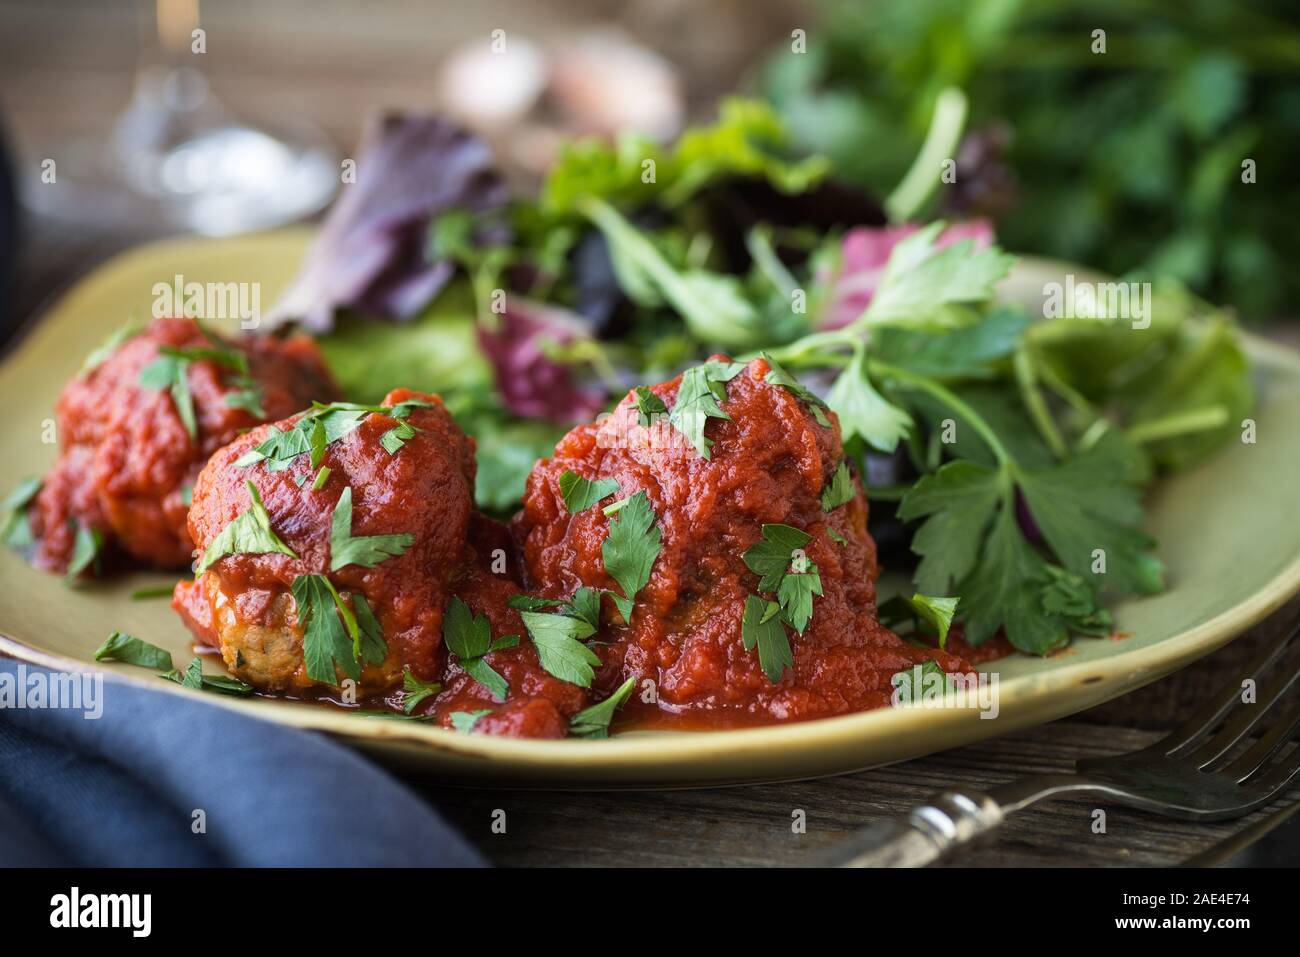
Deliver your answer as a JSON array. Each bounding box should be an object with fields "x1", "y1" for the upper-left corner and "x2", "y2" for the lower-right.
[{"x1": 4, "y1": 0, "x2": 1299, "y2": 868}]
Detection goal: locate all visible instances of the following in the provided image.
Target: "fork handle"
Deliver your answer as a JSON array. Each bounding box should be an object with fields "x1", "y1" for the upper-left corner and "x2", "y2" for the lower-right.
[{"x1": 816, "y1": 790, "x2": 1004, "y2": 868}]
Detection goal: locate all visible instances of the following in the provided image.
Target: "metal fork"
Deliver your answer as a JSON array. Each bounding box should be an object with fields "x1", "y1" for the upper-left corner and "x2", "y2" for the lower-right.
[{"x1": 818, "y1": 621, "x2": 1300, "y2": 867}]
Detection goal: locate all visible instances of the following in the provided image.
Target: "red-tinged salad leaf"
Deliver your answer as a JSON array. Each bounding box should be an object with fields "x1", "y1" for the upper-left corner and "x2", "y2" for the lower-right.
[
  {"x1": 816, "y1": 220, "x2": 995, "y2": 329},
  {"x1": 270, "y1": 115, "x2": 507, "y2": 332},
  {"x1": 476, "y1": 298, "x2": 607, "y2": 424}
]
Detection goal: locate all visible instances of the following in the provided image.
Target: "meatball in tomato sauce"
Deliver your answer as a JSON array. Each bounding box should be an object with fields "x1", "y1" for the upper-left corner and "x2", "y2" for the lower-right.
[
  {"x1": 26, "y1": 317, "x2": 336, "y2": 573},
  {"x1": 173, "y1": 389, "x2": 587, "y2": 737},
  {"x1": 513, "y1": 355, "x2": 973, "y2": 726}
]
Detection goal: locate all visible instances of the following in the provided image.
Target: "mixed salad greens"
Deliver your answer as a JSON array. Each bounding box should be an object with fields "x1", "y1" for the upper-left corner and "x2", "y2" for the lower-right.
[{"x1": 276, "y1": 98, "x2": 1253, "y2": 657}]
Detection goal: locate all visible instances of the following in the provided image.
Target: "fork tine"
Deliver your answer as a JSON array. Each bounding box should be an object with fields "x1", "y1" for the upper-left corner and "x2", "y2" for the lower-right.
[
  {"x1": 1220, "y1": 698, "x2": 1300, "y2": 782},
  {"x1": 1184, "y1": 636, "x2": 1300, "y2": 769},
  {"x1": 1161, "y1": 624, "x2": 1297, "y2": 757},
  {"x1": 1245, "y1": 742, "x2": 1300, "y2": 796}
]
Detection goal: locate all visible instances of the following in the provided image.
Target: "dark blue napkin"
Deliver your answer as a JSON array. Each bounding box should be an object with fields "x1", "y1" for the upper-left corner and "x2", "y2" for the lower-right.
[{"x1": 0, "y1": 657, "x2": 484, "y2": 866}]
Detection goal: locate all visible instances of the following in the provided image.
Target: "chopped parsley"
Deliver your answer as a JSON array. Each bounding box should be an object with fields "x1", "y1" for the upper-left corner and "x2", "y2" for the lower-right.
[
  {"x1": 442, "y1": 596, "x2": 519, "y2": 700},
  {"x1": 600, "y1": 490, "x2": 662, "y2": 623},
  {"x1": 518, "y1": 605, "x2": 601, "y2": 687},
  {"x1": 559, "y1": 470, "x2": 620, "y2": 513},
  {"x1": 161, "y1": 657, "x2": 255, "y2": 696},
  {"x1": 352, "y1": 593, "x2": 388, "y2": 666},
  {"x1": 667, "y1": 359, "x2": 746, "y2": 459},
  {"x1": 93, "y1": 631, "x2": 173, "y2": 670},
  {"x1": 1, "y1": 477, "x2": 41, "y2": 551},
  {"x1": 329, "y1": 486, "x2": 414, "y2": 570},
  {"x1": 224, "y1": 387, "x2": 267, "y2": 418},
  {"x1": 130, "y1": 584, "x2": 177, "y2": 600},
  {"x1": 450, "y1": 709, "x2": 492, "y2": 733},
  {"x1": 633, "y1": 386, "x2": 667, "y2": 426},
  {"x1": 508, "y1": 587, "x2": 603, "y2": 631},
  {"x1": 570, "y1": 676, "x2": 637, "y2": 738},
  {"x1": 236, "y1": 405, "x2": 364, "y2": 471},
  {"x1": 908, "y1": 594, "x2": 960, "y2": 650},
  {"x1": 891, "y1": 659, "x2": 950, "y2": 705},
  {"x1": 293, "y1": 574, "x2": 355, "y2": 683},
  {"x1": 821, "y1": 461, "x2": 855, "y2": 512},
  {"x1": 740, "y1": 523, "x2": 825, "y2": 677},
  {"x1": 742, "y1": 596, "x2": 793, "y2": 684},
  {"x1": 138, "y1": 335, "x2": 259, "y2": 442},
  {"x1": 237, "y1": 399, "x2": 433, "y2": 471},
  {"x1": 402, "y1": 668, "x2": 443, "y2": 714},
  {"x1": 776, "y1": 555, "x2": 823, "y2": 634},
  {"x1": 762, "y1": 353, "x2": 832, "y2": 428},
  {"x1": 81, "y1": 322, "x2": 140, "y2": 373},
  {"x1": 742, "y1": 523, "x2": 812, "y2": 592},
  {"x1": 380, "y1": 421, "x2": 420, "y2": 454},
  {"x1": 66, "y1": 521, "x2": 103, "y2": 582},
  {"x1": 197, "y1": 481, "x2": 297, "y2": 573},
  {"x1": 292, "y1": 574, "x2": 387, "y2": 684},
  {"x1": 138, "y1": 352, "x2": 198, "y2": 442}
]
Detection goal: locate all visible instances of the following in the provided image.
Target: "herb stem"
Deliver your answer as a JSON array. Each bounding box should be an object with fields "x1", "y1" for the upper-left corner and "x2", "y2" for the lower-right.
[
  {"x1": 1013, "y1": 347, "x2": 1069, "y2": 459},
  {"x1": 1126, "y1": 405, "x2": 1230, "y2": 445},
  {"x1": 762, "y1": 327, "x2": 859, "y2": 368},
  {"x1": 869, "y1": 359, "x2": 1015, "y2": 467}
]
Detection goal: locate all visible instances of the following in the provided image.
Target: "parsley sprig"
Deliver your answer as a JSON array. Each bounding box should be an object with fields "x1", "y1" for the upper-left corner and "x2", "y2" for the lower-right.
[
  {"x1": 755, "y1": 226, "x2": 1203, "y2": 655},
  {"x1": 1, "y1": 477, "x2": 41, "y2": 552},
  {"x1": 442, "y1": 596, "x2": 519, "y2": 700},
  {"x1": 198, "y1": 481, "x2": 297, "y2": 573},
  {"x1": 137, "y1": 331, "x2": 264, "y2": 442},
  {"x1": 161, "y1": 657, "x2": 256, "y2": 696},
  {"x1": 820, "y1": 462, "x2": 855, "y2": 512},
  {"x1": 94, "y1": 631, "x2": 174, "y2": 670},
  {"x1": 329, "y1": 486, "x2": 415, "y2": 570},
  {"x1": 236, "y1": 399, "x2": 434, "y2": 472},
  {"x1": 293, "y1": 574, "x2": 387, "y2": 684},
  {"x1": 600, "y1": 490, "x2": 662, "y2": 623},
  {"x1": 402, "y1": 667, "x2": 442, "y2": 714},
  {"x1": 897, "y1": 428, "x2": 1150, "y2": 653},
  {"x1": 570, "y1": 676, "x2": 637, "y2": 738},
  {"x1": 509, "y1": 587, "x2": 603, "y2": 686},
  {"x1": 666, "y1": 359, "x2": 746, "y2": 459},
  {"x1": 66, "y1": 521, "x2": 104, "y2": 582},
  {"x1": 559, "y1": 470, "x2": 619, "y2": 513},
  {"x1": 740, "y1": 523, "x2": 824, "y2": 681}
]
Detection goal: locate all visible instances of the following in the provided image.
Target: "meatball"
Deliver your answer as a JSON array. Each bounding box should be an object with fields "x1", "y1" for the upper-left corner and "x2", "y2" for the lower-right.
[
  {"x1": 512, "y1": 355, "x2": 972, "y2": 725},
  {"x1": 27, "y1": 317, "x2": 337, "y2": 573},
  {"x1": 174, "y1": 389, "x2": 587, "y2": 736}
]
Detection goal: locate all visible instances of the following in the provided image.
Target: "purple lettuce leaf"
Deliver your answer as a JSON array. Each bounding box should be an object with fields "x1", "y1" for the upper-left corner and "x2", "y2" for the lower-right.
[
  {"x1": 476, "y1": 298, "x2": 606, "y2": 425},
  {"x1": 269, "y1": 114, "x2": 507, "y2": 333}
]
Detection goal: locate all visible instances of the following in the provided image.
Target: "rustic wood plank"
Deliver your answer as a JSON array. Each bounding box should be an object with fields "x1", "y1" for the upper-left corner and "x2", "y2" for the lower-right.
[{"x1": 412, "y1": 721, "x2": 1300, "y2": 868}]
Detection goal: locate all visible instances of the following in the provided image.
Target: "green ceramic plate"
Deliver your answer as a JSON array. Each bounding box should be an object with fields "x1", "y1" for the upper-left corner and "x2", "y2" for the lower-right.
[{"x1": 2, "y1": 230, "x2": 1298, "y2": 787}]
